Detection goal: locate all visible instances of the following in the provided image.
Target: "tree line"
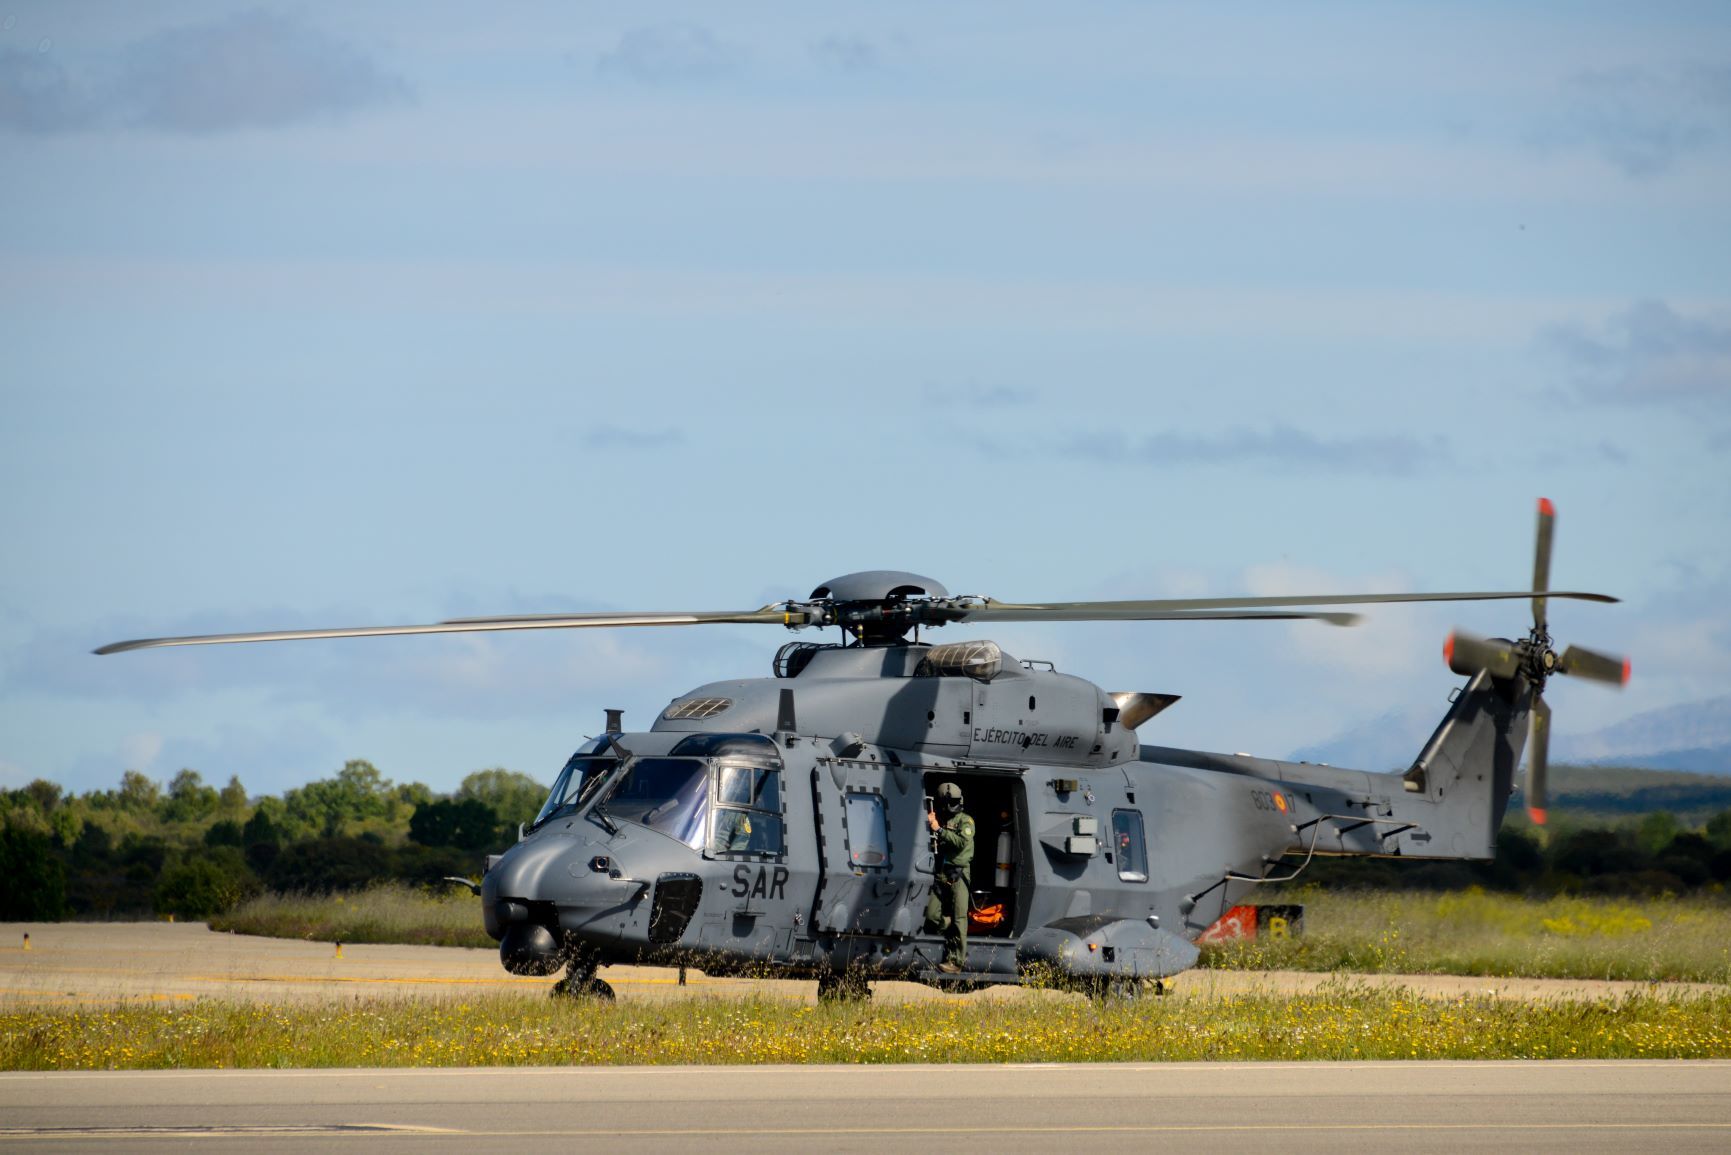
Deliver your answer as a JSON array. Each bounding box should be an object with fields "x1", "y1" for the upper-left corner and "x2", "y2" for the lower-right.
[
  {"x1": 1298, "y1": 810, "x2": 1731, "y2": 895},
  {"x1": 4, "y1": 765, "x2": 1731, "y2": 923},
  {"x1": 0, "y1": 762, "x2": 545, "y2": 921}
]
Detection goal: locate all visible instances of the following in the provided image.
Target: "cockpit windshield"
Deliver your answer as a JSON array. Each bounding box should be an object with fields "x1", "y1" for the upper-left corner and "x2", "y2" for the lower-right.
[
  {"x1": 532, "y1": 753, "x2": 619, "y2": 829},
  {"x1": 601, "y1": 757, "x2": 710, "y2": 848}
]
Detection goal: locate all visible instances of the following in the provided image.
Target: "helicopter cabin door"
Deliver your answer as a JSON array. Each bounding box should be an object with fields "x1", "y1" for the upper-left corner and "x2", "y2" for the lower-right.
[{"x1": 810, "y1": 759, "x2": 934, "y2": 938}]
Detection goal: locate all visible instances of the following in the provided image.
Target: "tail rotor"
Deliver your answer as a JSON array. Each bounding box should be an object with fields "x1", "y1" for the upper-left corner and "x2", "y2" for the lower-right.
[{"x1": 1444, "y1": 498, "x2": 1628, "y2": 825}]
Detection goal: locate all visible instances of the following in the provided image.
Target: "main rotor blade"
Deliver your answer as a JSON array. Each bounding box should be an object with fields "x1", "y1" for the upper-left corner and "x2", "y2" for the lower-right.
[
  {"x1": 966, "y1": 589, "x2": 1615, "y2": 620},
  {"x1": 1527, "y1": 693, "x2": 1551, "y2": 826},
  {"x1": 960, "y1": 606, "x2": 1361, "y2": 626},
  {"x1": 1556, "y1": 644, "x2": 1631, "y2": 686},
  {"x1": 439, "y1": 607, "x2": 801, "y2": 626},
  {"x1": 94, "y1": 609, "x2": 799, "y2": 655},
  {"x1": 1533, "y1": 497, "x2": 1556, "y2": 634}
]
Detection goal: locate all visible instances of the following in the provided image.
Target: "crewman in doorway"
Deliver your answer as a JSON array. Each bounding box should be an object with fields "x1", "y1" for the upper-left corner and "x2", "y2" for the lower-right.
[{"x1": 925, "y1": 782, "x2": 975, "y2": 973}]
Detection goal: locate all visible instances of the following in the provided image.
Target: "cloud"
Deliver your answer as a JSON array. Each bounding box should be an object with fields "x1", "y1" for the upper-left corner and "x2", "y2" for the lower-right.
[
  {"x1": 1061, "y1": 424, "x2": 1449, "y2": 475},
  {"x1": 47, "y1": 719, "x2": 345, "y2": 797},
  {"x1": 811, "y1": 33, "x2": 909, "y2": 75},
  {"x1": 923, "y1": 382, "x2": 1038, "y2": 407},
  {"x1": 1537, "y1": 64, "x2": 1731, "y2": 177},
  {"x1": 1544, "y1": 300, "x2": 1731, "y2": 406},
  {"x1": 120, "y1": 732, "x2": 164, "y2": 772},
  {"x1": 596, "y1": 24, "x2": 739, "y2": 85},
  {"x1": 0, "y1": 46, "x2": 91, "y2": 132},
  {"x1": 0, "y1": 757, "x2": 33, "y2": 790},
  {"x1": 0, "y1": 9, "x2": 407, "y2": 136},
  {"x1": 576, "y1": 424, "x2": 684, "y2": 449},
  {"x1": 115, "y1": 9, "x2": 407, "y2": 132}
]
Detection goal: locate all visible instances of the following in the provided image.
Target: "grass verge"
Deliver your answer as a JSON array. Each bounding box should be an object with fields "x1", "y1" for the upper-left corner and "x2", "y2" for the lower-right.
[
  {"x1": 210, "y1": 883, "x2": 490, "y2": 949},
  {"x1": 1203, "y1": 888, "x2": 1731, "y2": 983},
  {"x1": 5, "y1": 985, "x2": 1728, "y2": 1068},
  {"x1": 212, "y1": 885, "x2": 1731, "y2": 984}
]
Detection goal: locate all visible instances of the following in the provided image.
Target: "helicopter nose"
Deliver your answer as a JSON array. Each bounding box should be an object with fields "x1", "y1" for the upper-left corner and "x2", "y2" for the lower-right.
[{"x1": 481, "y1": 835, "x2": 573, "y2": 940}]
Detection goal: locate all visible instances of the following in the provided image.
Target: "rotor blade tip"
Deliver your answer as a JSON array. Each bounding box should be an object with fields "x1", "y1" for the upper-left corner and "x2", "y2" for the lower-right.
[
  {"x1": 1538, "y1": 497, "x2": 1555, "y2": 517},
  {"x1": 1527, "y1": 806, "x2": 1548, "y2": 826},
  {"x1": 1622, "y1": 657, "x2": 1632, "y2": 685},
  {"x1": 1442, "y1": 634, "x2": 1454, "y2": 666}
]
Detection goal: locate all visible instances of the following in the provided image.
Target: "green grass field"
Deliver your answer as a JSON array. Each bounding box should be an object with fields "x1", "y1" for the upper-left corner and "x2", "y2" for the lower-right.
[
  {"x1": 5, "y1": 985, "x2": 1729, "y2": 1069},
  {"x1": 211, "y1": 883, "x2": 491, "y2": 948},
  {"x1": 215, "y1": 883, "x2": 1731, "y2": 984},
  {"x1": 1202, "y1": 887, "x2": 1731, "y2": 983}
]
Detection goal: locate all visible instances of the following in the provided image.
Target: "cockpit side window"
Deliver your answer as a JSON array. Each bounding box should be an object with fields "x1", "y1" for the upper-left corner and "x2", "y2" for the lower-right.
[{"x1": 709, "y1": 760, "x2": 784, "y2": 858}]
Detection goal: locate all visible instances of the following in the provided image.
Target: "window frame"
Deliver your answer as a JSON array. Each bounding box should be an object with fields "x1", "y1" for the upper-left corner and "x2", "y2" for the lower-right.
[
  {"x1": 842, "y1": 788, "x2": 892, "y2": 871},
  {"x1": 705, "y1": 761, "x2": 786, "y2": 860},
  {"x1": 1112, "y1": 807, "x2": 1148, "y2": 883}
]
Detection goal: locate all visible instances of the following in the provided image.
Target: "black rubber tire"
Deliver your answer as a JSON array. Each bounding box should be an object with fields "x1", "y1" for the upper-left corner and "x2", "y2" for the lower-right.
[{"x1": 550, "y1": 973, "x2": 614, "y2": 1000}]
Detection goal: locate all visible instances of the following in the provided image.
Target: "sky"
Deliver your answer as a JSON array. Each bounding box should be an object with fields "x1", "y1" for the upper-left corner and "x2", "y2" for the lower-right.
[{"x1": 2, "y1": 1, "x2": 1728, "y2": 797}]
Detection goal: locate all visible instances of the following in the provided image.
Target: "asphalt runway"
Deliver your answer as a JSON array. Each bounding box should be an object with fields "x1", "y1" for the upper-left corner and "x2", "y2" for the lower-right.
[
  {"x1": 2, "y1": 1062, "x2": 1729, "y2": 1153},
  {"x1": 5, "y1": 924, "x2": 1728, "y2": 1152},
  {"x1": 5, "y1": 922, "x2": 1721, "y2": 1006}
]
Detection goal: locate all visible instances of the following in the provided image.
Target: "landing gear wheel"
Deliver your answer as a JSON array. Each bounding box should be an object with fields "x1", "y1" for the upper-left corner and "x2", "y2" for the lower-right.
[
  {"x1": 816, "y1": 972, "x2": 872, "y2": 1003},
  {"x1": 551, "y1": 969, "x2": 615, "y2": 1000}
]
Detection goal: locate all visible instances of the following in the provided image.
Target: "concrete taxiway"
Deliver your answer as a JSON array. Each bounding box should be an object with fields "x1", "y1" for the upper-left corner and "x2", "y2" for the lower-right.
[
  {"x1": 4, "y1": 921, "x2": 1721, "y2": 1006},
  {"x1": 2, "y1": 1062, "x2": 1729, "y2": 1153}
]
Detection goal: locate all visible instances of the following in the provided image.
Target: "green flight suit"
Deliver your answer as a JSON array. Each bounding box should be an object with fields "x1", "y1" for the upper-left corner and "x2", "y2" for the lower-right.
[
  {"x1": 712, "y1": 808, "x2": 753, "y2": 854},
  {"x1": 924, "y1": 810, "x2": 975, "y2": 968}
]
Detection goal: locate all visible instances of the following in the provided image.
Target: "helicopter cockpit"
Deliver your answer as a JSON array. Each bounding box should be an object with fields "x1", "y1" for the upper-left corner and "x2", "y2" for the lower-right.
[{"x1": 531, "y1": 733, "x2": 785, "y2": 858}]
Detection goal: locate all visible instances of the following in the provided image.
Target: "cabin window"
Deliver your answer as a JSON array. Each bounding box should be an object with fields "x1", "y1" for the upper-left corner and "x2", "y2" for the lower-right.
[
  {"x1": 1112, "y1": 808, "x2": 1148, "y2": 882},
  {"x1": 844, "y1": 792, "x2": 890, "y2": 868},
  {"x1": 709, "y1": 763, "x2": 785, "y2": 857}
]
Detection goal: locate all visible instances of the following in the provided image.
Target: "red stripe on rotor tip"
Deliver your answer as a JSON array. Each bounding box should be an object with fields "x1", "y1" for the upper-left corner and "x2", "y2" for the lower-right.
[
  {"x1": 1622, "y1": 658, "x2": 1632, "y2": 684},
  {"x1": 1443, "y1": 634, "x2": 1455, "y2": 666},
  {"x1": 1528, "y1": 806, "x2": 1548, "y2": 826},
  {"x1": 1538, "y1": 497, "x2": 1555, "y2": 517}
]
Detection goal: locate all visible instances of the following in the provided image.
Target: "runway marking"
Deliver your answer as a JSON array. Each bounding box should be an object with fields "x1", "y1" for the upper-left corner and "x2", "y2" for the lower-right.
[
  {"x1": 0, "y1": 989, "x2": 195, "y2": 1003},
  {"x1": 183, "y1": 973, "x2": 547, "y2": 988},
  {"x1": 0, "y1": 1124, "x2": 459, "y2": 1138},
  {"x1": 174, "y1": 972, "x2": 754, "y2": 989},
  {"x1": 3, "y1": 1058, "x2": 1728, "y2": 1081},
  {"x1": 392, "y1": 1121, "x2": 1731, "y2": 1139},
  {"x1": 7, "y1": 1120, "x2": 1731, "y2": 1141}
]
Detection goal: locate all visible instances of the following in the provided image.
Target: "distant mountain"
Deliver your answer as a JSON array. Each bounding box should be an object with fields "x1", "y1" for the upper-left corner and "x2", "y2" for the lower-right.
[
  {"x1": 1553, "y1": 696, "x2": 1731, "y2": 774},
  {"x1": 1291, "y1": 695, "x2": 1731, "y2": 776},
  {"x1": 1288, "y1": 706, "x2": 1440, "y2": 772}
]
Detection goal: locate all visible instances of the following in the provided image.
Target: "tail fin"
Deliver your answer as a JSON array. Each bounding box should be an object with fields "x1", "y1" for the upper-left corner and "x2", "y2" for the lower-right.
[{"x1": 1396, "y1": 670, "x2": 1534, "y2": 859}]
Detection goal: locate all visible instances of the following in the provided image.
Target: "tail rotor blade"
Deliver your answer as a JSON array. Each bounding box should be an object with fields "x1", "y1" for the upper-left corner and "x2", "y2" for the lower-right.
[
  {"x1": 1527, "y1": 694, "x2": 1551, "y2": 825},
  {"x1": 1532, "y1": 497, "x2": 1555, "y2": 633},
  {"x1": 1557, "y1": 644, "x2": 1631, "y2": 686},
  {"x1": 1444, "y1": 631, "x2": 1522, "y2": 679}
]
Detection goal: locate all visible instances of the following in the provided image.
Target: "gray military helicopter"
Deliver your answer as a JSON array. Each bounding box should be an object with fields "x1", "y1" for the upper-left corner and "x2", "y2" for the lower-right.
[{"x1": 99, "y1": 499, "x2": 1626, "y2": 999}]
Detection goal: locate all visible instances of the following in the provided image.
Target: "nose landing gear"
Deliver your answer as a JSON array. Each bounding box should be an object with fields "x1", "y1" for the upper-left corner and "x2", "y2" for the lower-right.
[{"x1": 549, "y1": 945, "x2": 616, "y2": 1000}]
